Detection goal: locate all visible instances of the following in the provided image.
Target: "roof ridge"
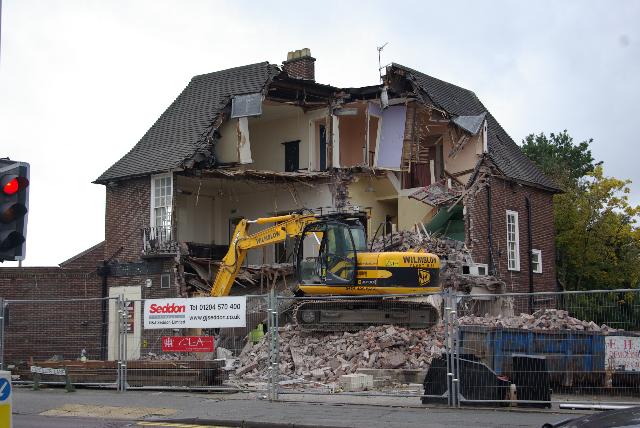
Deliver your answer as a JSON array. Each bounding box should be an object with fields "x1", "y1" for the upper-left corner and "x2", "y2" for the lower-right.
[
  {"x1": 392, "y1": 62, "x2": 478, "y2": 98},
  {"x1": 191, "y1": 61, "x2": 276, "y2": 79}
]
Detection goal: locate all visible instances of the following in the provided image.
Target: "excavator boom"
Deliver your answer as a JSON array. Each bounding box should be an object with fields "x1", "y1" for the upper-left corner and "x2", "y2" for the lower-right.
[{"x1": 210, "y1": 213, "x2": 317, "y2": 297}]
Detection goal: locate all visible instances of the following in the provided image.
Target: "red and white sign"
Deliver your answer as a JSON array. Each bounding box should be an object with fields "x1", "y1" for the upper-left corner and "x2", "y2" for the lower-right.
[
  {"x1": 162, "y1": 336, "x2": 214, "y2": 353},
  {"x1": 605, "y1": 336, "x2": 640, "y2": 372},
  {"x1": 143, "y1": 296, "x2": 246, "y2": 329}
]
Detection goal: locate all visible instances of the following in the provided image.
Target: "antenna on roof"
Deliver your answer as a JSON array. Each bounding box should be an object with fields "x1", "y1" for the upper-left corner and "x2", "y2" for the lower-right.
[
  {"x1": 377, "y1": 42, "x2": 388, "y2": 82},
  {"x1": 377, "y1": 43, "x2": 389, "y2": 109}
]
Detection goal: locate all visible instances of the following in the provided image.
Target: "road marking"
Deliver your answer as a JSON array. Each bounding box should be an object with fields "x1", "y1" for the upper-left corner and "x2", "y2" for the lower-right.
[
  {"x1": 40, "y1": 404, "x2": 177, "y2": 419},
  {"x1": 137, "y1": 422, "x2": 227, "y2": 428}
]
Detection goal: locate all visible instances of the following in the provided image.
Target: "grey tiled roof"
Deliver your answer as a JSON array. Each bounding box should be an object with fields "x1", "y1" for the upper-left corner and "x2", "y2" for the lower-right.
[
  {"x1": 95, "y1": 62, "x2": 280, "y2": 183},
  {"x1": 393, "y1": 63, "x2": 560, "y2": 192}
]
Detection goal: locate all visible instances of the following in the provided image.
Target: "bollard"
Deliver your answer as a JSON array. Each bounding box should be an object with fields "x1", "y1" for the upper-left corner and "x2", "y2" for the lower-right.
[{"x1": 0, "y1": 370, "x2": 13, "y2": 428}]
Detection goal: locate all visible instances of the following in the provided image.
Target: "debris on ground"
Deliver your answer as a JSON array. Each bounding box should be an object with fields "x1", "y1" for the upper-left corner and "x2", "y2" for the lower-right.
[{"x1": 233, "y1": 323, "x2": 445, "y2": 383}]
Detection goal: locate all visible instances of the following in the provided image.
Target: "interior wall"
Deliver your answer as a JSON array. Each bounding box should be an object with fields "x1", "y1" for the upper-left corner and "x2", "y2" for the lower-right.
[
  {"x1": 397, "y1": 196, "x2": 434, "y2": 231},
  {"x1": 368, "y1": 115, "x2": 380, "y2": 167},
  {"x1": 176, "y1": 176, "x2": 334, "y2": 264},
  {"x1": 338, "y1": 103, "x2": 367, "y2": 167},
  {"x1": 214, "y1": 103, "x2": 327, "y2": 171},
  {"x1": 443, "y1": 128, "x2": 482, "y2": 184},
  {"x1": 215, "y1": 120, "x2": 240, "y2": 164},
  {"x1": 176, "y1": 192, "x2": 215, "y2": 244},
  {"x1": 346, "y1": 174, "x2": 401, "y2": 240}
]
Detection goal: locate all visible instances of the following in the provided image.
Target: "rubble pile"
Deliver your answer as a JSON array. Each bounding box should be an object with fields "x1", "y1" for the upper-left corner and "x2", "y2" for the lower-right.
[
  {"x1": 234, "y1": 324, "x2": 445, "y2": 382},
  {"x1": 459, "y1": 309, "x2": 617, "y2": 333},
  {"x1": 370, "y1": 230, "x2": 505, "y2": 293}
]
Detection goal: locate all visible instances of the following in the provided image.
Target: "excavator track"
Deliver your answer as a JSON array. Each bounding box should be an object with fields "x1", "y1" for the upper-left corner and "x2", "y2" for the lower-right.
[{"x1": 292, "y1": 299, "x2": 439, "y2": 332}]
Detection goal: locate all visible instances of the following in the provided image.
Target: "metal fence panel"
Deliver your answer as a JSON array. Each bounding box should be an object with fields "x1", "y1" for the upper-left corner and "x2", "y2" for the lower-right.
[
  {"x1": 3, "y1": 296, "x2": 119, "y2": 387},
  {"x1": 453, "y1": 289, "x2": 640, "y2": 407},
  {"x1": 124, "y1": 295, "x2": 268, "y2": 391}
]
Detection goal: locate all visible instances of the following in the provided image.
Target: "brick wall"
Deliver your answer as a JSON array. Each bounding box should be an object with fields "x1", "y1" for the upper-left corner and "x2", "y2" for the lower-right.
[
  {"x1": 0, "y1": 244, "x2": 105, "y2": 363},
  {"x1": 105, "y1": 176, "x2": 150, "y2": 263},
  {"x1": 467, "y1": 176, "x2": 557, "y2": 297},
  {"x1": 282, "y1": 57, "x2": 316, "y2": 81}
]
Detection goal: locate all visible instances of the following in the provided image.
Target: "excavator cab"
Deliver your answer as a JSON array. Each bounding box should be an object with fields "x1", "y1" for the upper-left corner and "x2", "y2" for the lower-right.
[{"x1": 297, "y1": 219, "x2": 367, "y2": 286}]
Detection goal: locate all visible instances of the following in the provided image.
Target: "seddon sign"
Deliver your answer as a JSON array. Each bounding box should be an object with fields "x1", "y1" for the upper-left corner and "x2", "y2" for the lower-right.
[{"x1": 143, "y1": 296, "x2": 246, "y2": 329}]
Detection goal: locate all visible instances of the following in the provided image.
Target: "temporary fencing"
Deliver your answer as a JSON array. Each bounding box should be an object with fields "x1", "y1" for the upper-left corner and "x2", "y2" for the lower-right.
[{"x1": 1, "y1": 288, "x2": 639, "y2": 408}]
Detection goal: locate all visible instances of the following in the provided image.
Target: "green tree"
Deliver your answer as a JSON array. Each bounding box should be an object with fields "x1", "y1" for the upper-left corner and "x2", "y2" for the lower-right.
[
  {"x1": 522, "y1": 130, "x2": 598, "y2": 187},
  {"x1": 521, "y1": 132, "x2": 640, "y2": 292}
]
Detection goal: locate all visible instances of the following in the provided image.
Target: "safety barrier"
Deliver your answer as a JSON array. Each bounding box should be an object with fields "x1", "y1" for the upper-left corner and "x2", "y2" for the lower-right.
[{"x1": 1, "y1": 289, "x2": 639, "y2": 408}]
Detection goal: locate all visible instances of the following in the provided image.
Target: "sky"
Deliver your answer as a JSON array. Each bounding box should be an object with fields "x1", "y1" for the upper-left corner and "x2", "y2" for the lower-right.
[{"x1": 0, "y1": 0, "x2": 639, "y2": 266}]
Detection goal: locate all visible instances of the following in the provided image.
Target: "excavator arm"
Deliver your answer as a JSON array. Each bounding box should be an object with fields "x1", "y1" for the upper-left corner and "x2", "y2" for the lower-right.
[{"x1": 210, "y1": 213, "x2": 319, "y2": 297}]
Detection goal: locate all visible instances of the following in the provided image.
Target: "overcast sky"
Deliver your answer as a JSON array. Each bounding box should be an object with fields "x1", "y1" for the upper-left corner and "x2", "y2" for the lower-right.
[{"x1": 1, "y1": 0, "x2": 638, "y2": 266}]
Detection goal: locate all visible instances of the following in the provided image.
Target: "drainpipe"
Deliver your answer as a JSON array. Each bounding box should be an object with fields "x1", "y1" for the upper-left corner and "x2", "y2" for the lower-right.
[
  {"x1": 487, "y1": 185, "x2": 494, "y2": 276},
  {"x1": 98, "y1": 261, "x2": 110, "y2": 360},
  {"x1": 525, "y1": 195, "x2": 534, "y2": 312}
]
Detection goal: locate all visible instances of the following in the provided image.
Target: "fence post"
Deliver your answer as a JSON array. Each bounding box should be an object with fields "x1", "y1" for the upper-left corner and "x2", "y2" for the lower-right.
[
  {"x1": 451, "y1": 293, "x2": 460, "y2": 408},
  {"x1": 120, "y1": 296, "x2": 129, "y2": 391},
  {"x1": 0, "y1": 298, "x2": 4, "y2": 371},
  {"x1": 267, "y1": 290, "x2": 279, "y2": 401},
  {"x1": 116, "y1": 295, "x2": 127, "y2": 392},
  {"x1": 443, "y1": 289, "x2": 451, "y2": 407}
]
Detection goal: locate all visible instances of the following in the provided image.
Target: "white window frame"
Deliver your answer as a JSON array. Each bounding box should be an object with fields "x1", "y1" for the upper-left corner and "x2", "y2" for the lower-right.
[
  {"x1": 160, "y1": 273, "x2": 171, "y2": 289},
  {"x1": 506, "y1": 210, "x2": 520, "y2": 271},
  {"x1": 475, "y1": 263, "x2": 488, "y2": 276},
  {"x1": 531, "y1": 249, "x2": 542, "y2": 274},
  {"x1": 150, "y1": 173, "x2": 173, "y2": 233}
]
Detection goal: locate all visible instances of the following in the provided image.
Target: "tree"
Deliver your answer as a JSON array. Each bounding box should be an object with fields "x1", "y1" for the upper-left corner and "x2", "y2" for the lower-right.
[
  {"x1": 521, "y1": 130, "x2": 598, "y2": 187},
  {"x1": 554, "y1": 166, "x2": 640, "y2": 292},
  {"x1": 521, "y1": 132, "x2": 640, "y2": 294}
]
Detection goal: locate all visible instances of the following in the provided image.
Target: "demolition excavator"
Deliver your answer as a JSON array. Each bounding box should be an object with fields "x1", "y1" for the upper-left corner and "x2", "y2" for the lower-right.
[{"x1": 210, "y1": 211, "x2": 441, "y2": 331}]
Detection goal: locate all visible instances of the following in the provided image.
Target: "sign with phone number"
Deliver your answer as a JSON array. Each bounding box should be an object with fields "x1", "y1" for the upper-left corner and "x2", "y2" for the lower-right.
[{"x1": 143, "y1": 296, "x2": 246, "y2": 329}]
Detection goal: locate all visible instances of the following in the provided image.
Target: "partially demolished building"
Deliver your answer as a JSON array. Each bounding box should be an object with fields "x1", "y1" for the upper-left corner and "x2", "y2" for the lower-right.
[{"x1": 92, "y1": 49, "x2": 560, "y2": 316}]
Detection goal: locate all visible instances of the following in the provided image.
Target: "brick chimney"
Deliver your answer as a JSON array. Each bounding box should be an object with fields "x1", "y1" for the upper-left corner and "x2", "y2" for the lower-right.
[{"x1": 282, "y1": 48, "x2": 316, "y2": 81}]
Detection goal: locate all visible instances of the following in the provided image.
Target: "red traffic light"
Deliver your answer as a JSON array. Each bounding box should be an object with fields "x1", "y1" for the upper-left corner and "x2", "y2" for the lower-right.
[
  {"x1": 3, "y1": 178, "x2": 18, "y2": 195},
  {"x1": 1, "y1": 175, "x2": 28, "y2": 196}
]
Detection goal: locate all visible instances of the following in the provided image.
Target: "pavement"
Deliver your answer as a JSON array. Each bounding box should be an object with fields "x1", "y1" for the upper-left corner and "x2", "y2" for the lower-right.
[{"x1": 12, "y1": 386, "x2": 594, "y2": 428}]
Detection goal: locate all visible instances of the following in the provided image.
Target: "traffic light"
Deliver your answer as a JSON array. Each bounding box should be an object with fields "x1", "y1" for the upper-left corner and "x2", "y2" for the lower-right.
[{"x1": 0, "y1": 159, "x2": 30, "y2": 262}]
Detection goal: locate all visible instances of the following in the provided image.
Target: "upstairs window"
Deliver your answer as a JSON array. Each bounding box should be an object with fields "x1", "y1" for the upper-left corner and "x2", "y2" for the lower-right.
[
  {"x1": 506, "y1": 210, "x2": 520, "y2": 271},
  {"x1": 532, "y1": 249, "x2": 542, "y2": 273},
  {"x1": 151, "y1": 174, "x2": 173, "y2": 236}
]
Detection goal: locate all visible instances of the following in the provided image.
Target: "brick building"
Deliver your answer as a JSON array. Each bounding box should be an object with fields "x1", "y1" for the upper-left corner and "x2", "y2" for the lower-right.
[
  {"x1": 1, "y1": 49, "x2": 560, "y2": 362},
  {"x1": 91, "y1": 49, "x2": 559, "y2": 301}
]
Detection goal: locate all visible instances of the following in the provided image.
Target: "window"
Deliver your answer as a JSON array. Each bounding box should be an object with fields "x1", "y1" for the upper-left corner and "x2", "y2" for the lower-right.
[
  {"x1": 151, "y1": 174, "x2": 173, "y2": 241},
  {"x1": 506, "y1": 210, "x2": 520, "y2": 271},
  {"x1": 475, "y1": 264, "x2": 488, "y2": 276},
  {"x1": 532, "y1": 249, "x2": 542, "y2": 273},
  {"x1": 160, "y1": 273, "x2": 171, "y2": 289}
]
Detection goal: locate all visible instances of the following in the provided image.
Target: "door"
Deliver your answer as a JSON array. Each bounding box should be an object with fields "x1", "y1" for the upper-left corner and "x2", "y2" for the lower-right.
[
  {"x1": 319, "y1": 125, "x2": 327, "y2": 171},
  {"x1": 108, "y1": 286, "x2": 142, "y2": 360},
  {"x1": 283, "y1": 140, "x2": 300, "y2": 172}
]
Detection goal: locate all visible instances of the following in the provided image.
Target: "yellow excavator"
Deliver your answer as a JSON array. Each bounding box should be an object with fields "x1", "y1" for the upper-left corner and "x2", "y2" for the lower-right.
[{"x1": 210, "y1": 211, "x2": 441, "y2": 331}]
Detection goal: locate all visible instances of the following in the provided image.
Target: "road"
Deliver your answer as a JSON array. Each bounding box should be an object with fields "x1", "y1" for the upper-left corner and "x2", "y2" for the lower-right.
[{"x1": 12, "y1": 387, "x2": 583, "y2": 428}]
